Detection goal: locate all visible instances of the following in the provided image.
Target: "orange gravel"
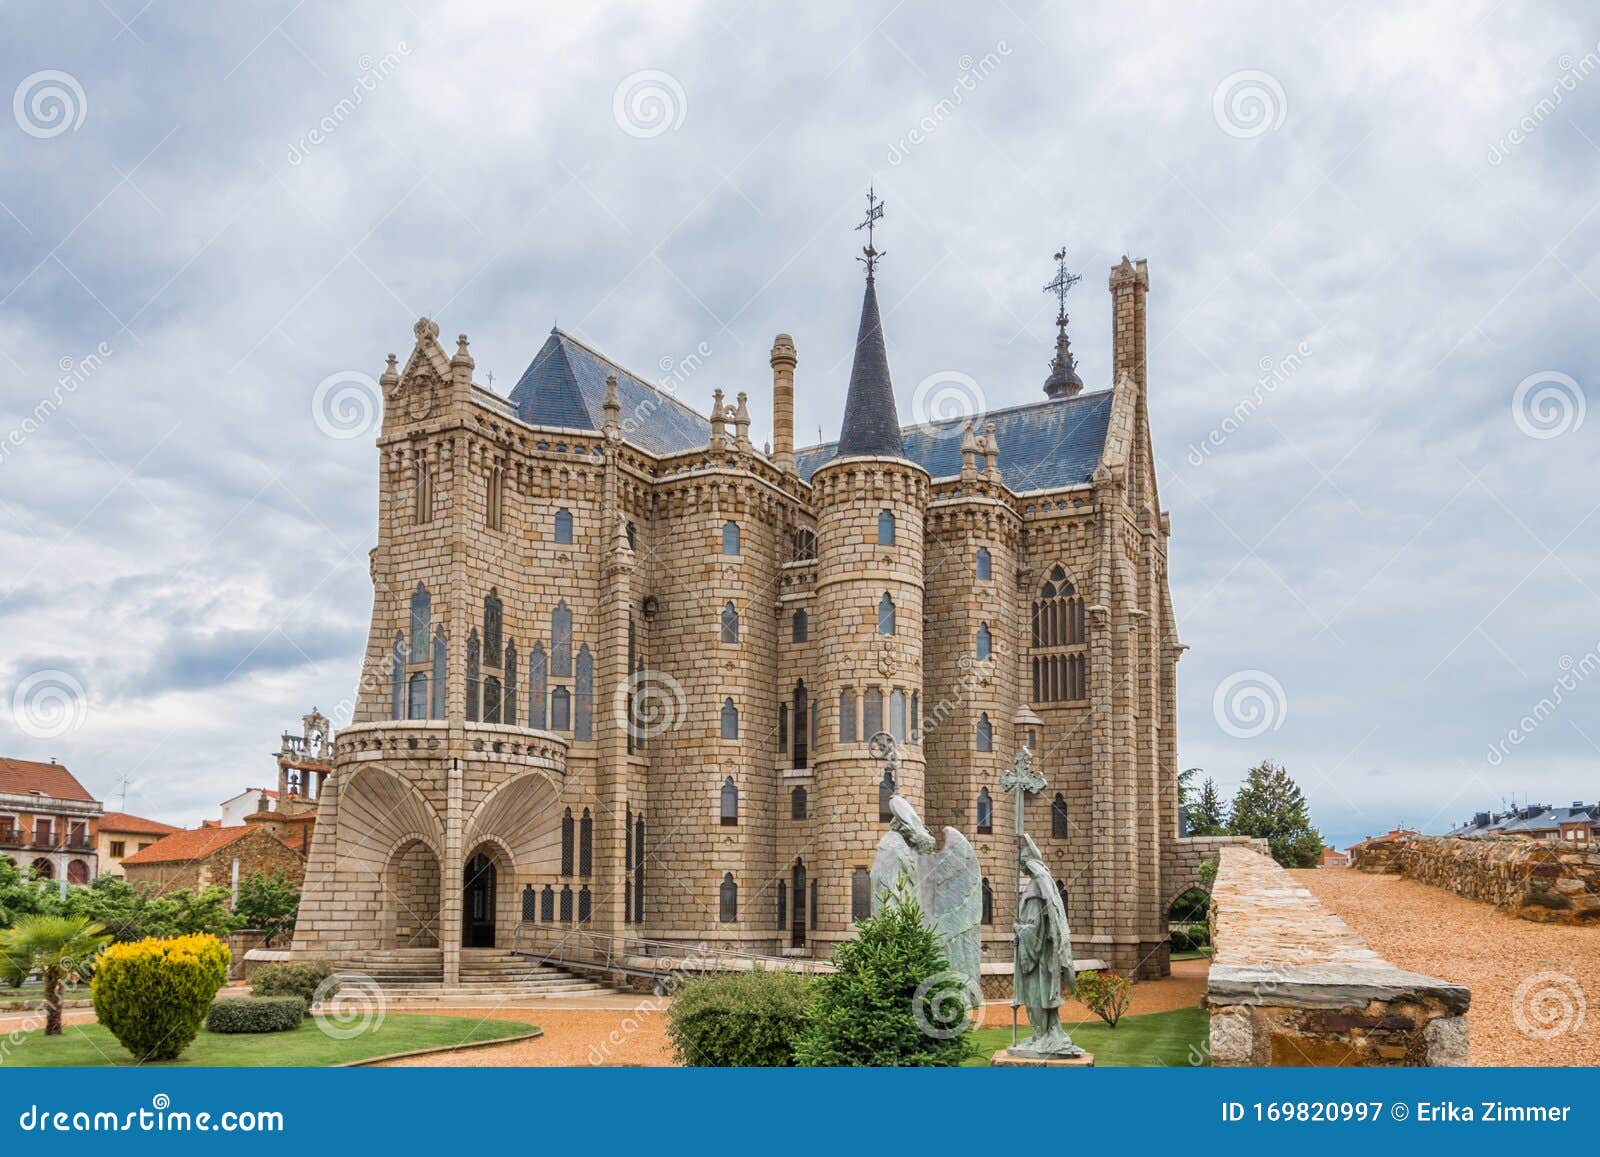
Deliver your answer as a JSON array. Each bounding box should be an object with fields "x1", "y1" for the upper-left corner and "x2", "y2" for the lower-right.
[{"x1": 1294, "y1": 869, "x2": 1600, "y2": 1066}]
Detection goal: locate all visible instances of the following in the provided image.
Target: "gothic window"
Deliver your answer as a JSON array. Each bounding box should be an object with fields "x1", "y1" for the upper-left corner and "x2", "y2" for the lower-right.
[
  {"x1": 792, "y1": 682, "x2": 808, "y2": 768},
  {"x1": 487, "y1": 466, "x2": 505, "y2": 530},
  {"x1": 415, "y1": 456, "x2": 433, "y2": 524},
  {"x1": 554, "y1": 508, "x2": 573, "y2": 544},
  {"x1": 504, "y1": 640, "x2": 518, "y2": 726},
  {"x1": 864, "y1": 687, "x2": 883, "y2": 738},
  {"x1": 626, "y1": 521, "x2": 636, "y2": 552},
  {"x1": 465, "y1": 630, "x2": 481, "y2": 723},
  {"x1": 528, "y1": 643, "x2": 547, "y2": 729},
  {"x1": 889, "y1": 689, "x2": 906, "y2": 744},
  {"x1": 722, "y1": 520, "x2": 741, "y2": 555},
  {"x1": 1057, "y1": 881, "x2": 1070, "y2": 917},
  {"x1": 982, "y1": 878, "x2": 994, "y2": 925},
  {"x1": 791, "y1": 786, "x2": 807, "y2": 820},
  {"x1": 791, "y1": 609, "x2": 808, "y2": 642},
  {"x1": 560, "y1": 884, "x2": 574, "y2": 922},
  {"x1": 976, "y1": 547, "x2": 991, "y2": 581},
  {"x1": 976, "y1": 711, "x2": 993, "y2": 752},
  {"x1": 811, "y1": 702, "x2": 818, "y2": 756},
  {"x1": 976, "y1": 622, "x2": 992, "y2": 662},
  {"x1": 522, "y1": 884, "x2": 536, "y2": 922},
  {"x1": 1031, "y1": 565, "x2": 1088, "y2": 704},
  {"x1": 391, "y1": 632, "x2": 405, "y2": 720},
  {"x1": 551, "y1": 686, "x2": 571, "y2": 731},
  {"x1": 720, "y1": 777, "x2": 739, "y2": 826},
  {"x1": 910, "y1": 692, "x2": 920, "y2": 742},
  {"x1": 540, "y1": 884, "x2": 555, "y2": 922},
  {"x1": 877, "y1": 592, "x2": 895, "y2": 635},
  {"x1": 634, "y1": 816, "x2": 646, "y2": 922},
  {"x1": 410, "y1": 583, "x2": 431, "y2": 657},
  {"x1": 720, "y1": 698, "x2": 739, "y2": 740},
  {"x1": 778, "y1": 704, "x2": 787, "y2": 753},
  {"x1": 720, "y1": 602, "x2": 739, "y2": 644},
  {"x1": 851, "y1": 867, "x2": 872, "y2": 921},
  {"x1": 809, "y1": 877, "x2": 818, "y2": 931},
  {"x1": 719, "y1": 873, "x2": 737, "y2": 922},
  {"x1": 840, "y1": 689, "x2": 858, "y2": 743},
  {"x1": 579, "y1": 809, "x2": 593, "y2": 876},
  {"x1": 560, "y1": 808, "x2": 574, "y2": 876},
  {"x1": 1052, "y1": 792, "x2": 1069, "y2": 839},
  {"x1": 551, "y1": 601, "x2": 573, "y2": 677},
  {"x1": 878, "y1": 771, "x2": 895, "y2": 821},
  {"x1": 626, "y1": 615, "x2": 638, "y2": 753},
  {"x1": 877, "y1": 510, "x2": 895, "y2": 546},
  {"x1": 578, "y1": 885, "x2": 592, "y2": 922},
  {"x1": 431, "y1": 628, "x2": 447, "y2": 719},
  {"x1": 482, "y1": 676, "x2": 502, "y2": 724},
  {"x1": 977, "y1": 787, "x2": 993, "y2": 834},
  {"x1": 407, "y1": 673, "x2": 428, "y2": 720},
  {"x1": 776, "y1": 881, "x2": 787, "y2": 930},
  {"x1": 575, "y1": 645, "x2": 593, "y2": 739},
  {"x1": 483, "y1": 589, "x2": 503, "y2": 667},
  {"x1": 791, "y1": 527, "x2": 817, "y2": 561}
]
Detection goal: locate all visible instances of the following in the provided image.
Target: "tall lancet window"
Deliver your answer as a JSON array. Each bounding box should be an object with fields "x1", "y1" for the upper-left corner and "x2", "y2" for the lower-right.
[
  {"x1": 409, "y1": 583, "x2": 431, "y2": 658},
  {"x1": 465, "y1": 629, "x2": 480, "y2": 723},
  {"x1": 390, "y1": 632, "x2": 405, "y2": 720},
  {"x1": 431, "y1": 627, "x2": 447, "y2": 719},
  {"x1": 528, "y1": 643, "x2": 548, "y2": 729},
  {"x1": 1031, "y1": 564, "x2": 1088, "y2": 704},
  {"x1": 877, "y1": 593, "x2": 896, "y2": 636},
  {"x1": 720, "y1": 602, "x2": 740, "y2": 644},
  {"x1": 575, "y1": 645, "x2": 593, "y2": 739},
  {"x1": 551, "y1": 600, "x2": 573, "y2": 677},
  {"x1": 483, "y1": 589, "x2": 503, "y2": 667}
]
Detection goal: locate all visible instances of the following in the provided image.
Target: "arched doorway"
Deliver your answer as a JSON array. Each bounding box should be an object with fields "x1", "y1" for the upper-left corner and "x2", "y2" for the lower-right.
[
  {"x1": 67, "y1": 859, "x2": 89, "y2": 885},
  {"x1": 31, "y1": 858, "x2": 53, "y2": 880},
  {"x1": 463, "y1": 851, "x2": 497, "y2": 947},
  {"x1": 385, "y1": 838, "x2": 441, "y2": 948}
]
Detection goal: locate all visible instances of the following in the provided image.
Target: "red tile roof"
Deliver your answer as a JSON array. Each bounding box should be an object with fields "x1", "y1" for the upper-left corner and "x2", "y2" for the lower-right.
[
  {"x1": 98, "y1": 811, "x2": 181, "y2": 837},
  {"x1": 0, "y1": 758, "x2": 95, "y2": 802},
  {"x1": 121, "y1": 825, "x2": 256, "y2": 866}
]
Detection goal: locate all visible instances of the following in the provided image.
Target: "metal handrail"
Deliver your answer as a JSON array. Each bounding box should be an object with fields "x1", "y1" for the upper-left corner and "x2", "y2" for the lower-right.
[{"x1": 510, "y1": 924, "x2": 816, "y2": 991}]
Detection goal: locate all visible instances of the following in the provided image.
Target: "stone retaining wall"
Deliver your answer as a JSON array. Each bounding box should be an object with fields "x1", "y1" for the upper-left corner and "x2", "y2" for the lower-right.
[
  {"x1": 1207, "y1": 846, "x2": 1470, "y2": 1066},
  {"x1": 1354, "y1": 835, "x2": 1600, "y2": 924}
]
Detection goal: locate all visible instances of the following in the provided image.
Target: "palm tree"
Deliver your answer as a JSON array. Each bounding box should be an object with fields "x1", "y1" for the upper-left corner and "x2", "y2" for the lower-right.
[{"x1": 0, "y1": 915, "x2": 111, "y2": 1035}]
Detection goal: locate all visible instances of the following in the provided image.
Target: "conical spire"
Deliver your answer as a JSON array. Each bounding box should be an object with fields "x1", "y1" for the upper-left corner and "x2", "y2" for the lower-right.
[
  {"x1": 1043, "y1": 245, "x2": 1085, "y2": 399},
  {"x1": 836, "y1": 272, "x2": 905, "y2": 458}
]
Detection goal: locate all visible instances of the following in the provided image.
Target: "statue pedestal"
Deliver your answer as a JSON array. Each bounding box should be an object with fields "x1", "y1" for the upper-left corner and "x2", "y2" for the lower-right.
[{"x1": 992, "y1": 1049, "x2": 1095, "y2": 1068}]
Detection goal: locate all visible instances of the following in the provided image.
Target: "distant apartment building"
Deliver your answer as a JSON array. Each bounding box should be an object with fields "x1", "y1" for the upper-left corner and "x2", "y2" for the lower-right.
[
  {"x1": 0, "y1": 758, "x2": 102, "y2": 885},
  {"x1": 1443, "y1": 803, "x2": 1598, "y2": 843},
  {"x1": 96, "y1": 812, "x2": 182, "y2": 877}
]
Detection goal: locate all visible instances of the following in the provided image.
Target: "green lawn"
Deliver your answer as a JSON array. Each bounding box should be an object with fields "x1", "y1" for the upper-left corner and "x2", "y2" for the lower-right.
[
  {"x1": 5, "y1": 1014, "x2": 539, "y2": 1067},
  {"x1": 964, "y1": 1006, "x2": 1209, "y2": 1067},
  {"x1": 1170, "y1": 948, "x2": 1213, "y2": 961}
]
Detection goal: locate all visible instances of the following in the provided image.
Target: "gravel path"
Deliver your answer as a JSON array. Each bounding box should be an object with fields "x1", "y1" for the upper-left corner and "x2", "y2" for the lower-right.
[{"x1": 1295, "y1": 869, "x2": 1600, "y2": 1066}]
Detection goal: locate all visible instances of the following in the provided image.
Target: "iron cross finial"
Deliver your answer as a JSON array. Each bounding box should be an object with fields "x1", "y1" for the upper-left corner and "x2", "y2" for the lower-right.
[
  {"x1": 856, "y1": 187, "x2": 886, "y2": 276},
  {"x1": 1043, "y1": 245, "x2": 1081, "y2": 324},
  {"x1": 1001, "y1": 745, "x2": 1046, "y2": 796}
]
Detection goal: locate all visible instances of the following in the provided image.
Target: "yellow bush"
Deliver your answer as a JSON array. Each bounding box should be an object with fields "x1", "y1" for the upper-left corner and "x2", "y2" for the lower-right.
[{"x1": 91, "y1": 934, "x2": 230, "y2": 1061}]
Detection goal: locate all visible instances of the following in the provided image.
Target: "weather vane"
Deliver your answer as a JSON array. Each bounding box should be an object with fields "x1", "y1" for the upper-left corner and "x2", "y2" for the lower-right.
[
  {"x1": 1043, "y1": 245, "x2": 1081, "y2": 324},
  {"x1": 856, "y1": 186, "x2": 886, "y2": 276}
]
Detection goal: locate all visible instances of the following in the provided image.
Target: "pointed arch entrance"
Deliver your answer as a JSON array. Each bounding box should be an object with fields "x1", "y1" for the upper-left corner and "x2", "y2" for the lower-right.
[{"x1": 463, "y1": 850, "x2": 498, "y2": 948}]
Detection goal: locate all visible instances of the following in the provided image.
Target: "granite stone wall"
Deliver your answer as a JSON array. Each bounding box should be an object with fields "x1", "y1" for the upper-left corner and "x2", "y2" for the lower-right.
[{"x1": 1355, "y1": 835, "x2": 1600, "y2": 924}]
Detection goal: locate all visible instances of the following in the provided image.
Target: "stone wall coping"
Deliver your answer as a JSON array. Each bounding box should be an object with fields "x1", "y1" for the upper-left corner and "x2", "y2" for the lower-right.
[
  {"x1": 810, "y1": 453, "x2": 931, "y2": 481},
  {"x1": 1209, "y1": 962, "x2": 1470, "y2": 1014},
  {"x1": 242, "y1": 948, "x2": 292, "y2": 963}
]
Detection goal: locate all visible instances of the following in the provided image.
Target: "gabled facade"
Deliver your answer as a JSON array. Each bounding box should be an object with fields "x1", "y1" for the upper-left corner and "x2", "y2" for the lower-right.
[{"x1": 293, "y1": 248, "x2": 1242, "y2": 983}]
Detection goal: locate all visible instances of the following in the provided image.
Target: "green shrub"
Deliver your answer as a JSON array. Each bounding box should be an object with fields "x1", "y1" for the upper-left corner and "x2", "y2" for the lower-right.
[
  {"x1": 1170, "y1": 922, "x2": 1211, "y2": 953},
  {"x1": 1075, "y1": 969, "x2": 1133, "y2": 1028},
  {"x1": 91, "y1": 934, "x2": 230, "y2": 1061},
  {"x1": 205, "y1": 995, "x2": 306, "y2": 1033},
  {"x1": 666, "y1": 969, "x2": 813, "y2": 1066},
  {"x1": 793, "y1": 881, "x2": 972, "y2": 1067},
  {"x1": 251, "y1": 960, "x2": 336, "y2": 1011}
]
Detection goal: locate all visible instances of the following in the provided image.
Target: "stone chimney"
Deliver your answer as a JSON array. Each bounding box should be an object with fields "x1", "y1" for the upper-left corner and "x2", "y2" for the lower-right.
[
  {"x1": 770, "y1": 333, "x2": 796, "y2": 474},
  {"x1": 1109, "y1": 257, "x2": 1150, "y2": 395}
]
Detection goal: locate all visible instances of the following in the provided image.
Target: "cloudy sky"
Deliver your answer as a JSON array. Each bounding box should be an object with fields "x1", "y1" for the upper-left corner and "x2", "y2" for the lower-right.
[{"x1": 1, "y1": 1, "x2": 1596, "y2": 848}]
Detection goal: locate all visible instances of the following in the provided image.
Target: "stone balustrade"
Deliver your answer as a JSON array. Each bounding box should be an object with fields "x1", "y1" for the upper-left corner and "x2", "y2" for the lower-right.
[
  {"x1": 1206, "y1": 846, "x2": 1470, "y2": 1066},
  {"x1": 1354, "y1": 834, "x2": 1600, "y2": 924}
]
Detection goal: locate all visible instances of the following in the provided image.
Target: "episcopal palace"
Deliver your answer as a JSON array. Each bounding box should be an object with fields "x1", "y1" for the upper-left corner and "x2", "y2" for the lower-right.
[{"x1": 291, "y1": 237, "x2": 1238, "y2": 985}]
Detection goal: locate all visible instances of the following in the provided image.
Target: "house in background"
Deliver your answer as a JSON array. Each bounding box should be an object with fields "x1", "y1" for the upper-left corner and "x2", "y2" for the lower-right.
[
  {"x1": 218, "y1": 788, "x2": 278, "y2": 826},
  {"x1": 0, "y1": 757, "x2": 101, "y2": 886},
  {"x1": 1319, "y1": 846, "x2": 1350, "y2": 868},
  {"x1": 96, "y1": 812, "x2": 181, "y2": 878},
  {"x1": 120, "y1": 814, "x2": 306, "y2": 898},
  {"x1": 1441, "y1": 803, "x2": 1598, "y2": 843}
]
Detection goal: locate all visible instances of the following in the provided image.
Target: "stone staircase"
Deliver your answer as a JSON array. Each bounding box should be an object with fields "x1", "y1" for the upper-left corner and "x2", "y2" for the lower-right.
[{"x1": 332, "y1": 948, "x2": 613, "y2": 1004}]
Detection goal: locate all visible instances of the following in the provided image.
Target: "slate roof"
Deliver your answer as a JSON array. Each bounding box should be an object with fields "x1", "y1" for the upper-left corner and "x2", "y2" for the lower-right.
[
  {"x1": 796, "y1": 389, "x2": 1114, "y2": 492},
  {"x1": 0, "y1": 758, "x2": 95, "y2": 802},
  {"x1": 835, "y1": 276, "x2": 905, "y2": 459},
  {"x1": 507, "y1": 329, "x2": 711, "y2": 456},
  {"x1": 1496, "y1": 805, "x2": 1597, "y2": 834}
]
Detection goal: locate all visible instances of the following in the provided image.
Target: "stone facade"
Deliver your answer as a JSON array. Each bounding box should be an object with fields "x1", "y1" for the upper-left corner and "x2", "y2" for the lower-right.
[
  {"x1": 121, "y1": 825, "x2": 305, "y2": 896},
  {"x1": 1208, "y1": 846, "x2": 1470, "y2": 1066},
  {"x1": 1355, "y1": 834, "x2": 1600, "y2": 924},
  {"x1": 292, "y1": 251, "x2": 1246, "y2": 983}
]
